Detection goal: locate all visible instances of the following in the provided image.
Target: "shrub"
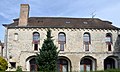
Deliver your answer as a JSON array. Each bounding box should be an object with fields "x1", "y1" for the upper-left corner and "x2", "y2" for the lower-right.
[
  {"x1": 16, "y1": 66, "x2": 22, "y2": 72},
  {"x1": 94, "y1": 69, "x2": 120, "y2": 72},
  {"x1": 0, "y1": 56, "x2": 8, "y2": 71}
]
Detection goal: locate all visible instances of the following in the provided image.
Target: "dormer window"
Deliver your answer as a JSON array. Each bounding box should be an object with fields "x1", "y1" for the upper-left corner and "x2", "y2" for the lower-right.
[
  {"x1": 65, "y1": 21, "x2": 71, "y2": 24},
  {"x1": 83, "y1": 22, "x2": 88, "y2": 24}
]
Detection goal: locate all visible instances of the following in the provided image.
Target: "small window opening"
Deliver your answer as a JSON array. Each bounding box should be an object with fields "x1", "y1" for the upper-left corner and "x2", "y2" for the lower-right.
[
  {"x1": 34, "y1": 44, "x2": 38, "y2": 51},
  {"x1": 108, "y1": 44, "x2": 111, "y2": 51},
  {"x1": 118, "y1": 35, "x2": 120, "y2": 38},
  {"x1": 10, "y1": 62, "x2": 16, "y2": 68},
  {"x1": 14, "y1": 33, "x2": 18, "y2": 41}
]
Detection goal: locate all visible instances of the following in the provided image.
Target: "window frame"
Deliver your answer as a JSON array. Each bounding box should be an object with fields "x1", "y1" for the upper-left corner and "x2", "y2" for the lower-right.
[
  {"x1": 83, "y1": 32, "x2": 91, "y2": 51},
  {"x1": 33, "y1": 32, "x2": 40, "y2": 44},
  {"x1": 14, "y1": 33, "x2": 18, "y2": 41},
  {"x1": 58, "y1": 32, "x2": 66, "y2": 44},
  {"x1": 58, "y1": 32, "x2": 66, "y2": 51},
  {"x1": 34, "y1": 44, "x2": 38, "y2": 51},
  {"x1": 83, "y1": 32, "x2": 91, "y2": 44},
  {"x1": 84, "y1": 42, "x2": 89, "y2": 51},
  {"x1": 60, "y1": 43, "x2": 64, "y2": 51},
  {"x1": 106, "y1": 33, "x2": 112, "y2": 51},
  {"x1": 106, "y1": 33, "x2": 112, "y2": 44},
  {"x1": 108, "y1": 44, "x2": 112, "y2": 51}
]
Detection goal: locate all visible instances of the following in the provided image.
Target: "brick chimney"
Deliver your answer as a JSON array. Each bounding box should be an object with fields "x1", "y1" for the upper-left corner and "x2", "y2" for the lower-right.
[{"x1": 19, "y1": 4, "x2": 29, "y2": 26}]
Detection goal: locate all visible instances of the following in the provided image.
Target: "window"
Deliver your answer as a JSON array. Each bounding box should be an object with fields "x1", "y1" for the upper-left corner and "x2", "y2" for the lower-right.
[
  {"x1": 106, "y1": 33, "x2": 112, "y2": 43},
  {"x1": 83, "y1": 33, "x2": 90, "y2": 43},
  {"x1": 83, "y1": 32, "x2": 91, "y2": 51},
  {"x1": 85, "y1": 43, "x2": 89, "y2": 51},
  {"x1": 57, "y1": 59, "x2": 68, "y2": 72},
  {"x1": 60, "y1": 43, "x2": 64, "y2": 51},
  {"x1": 58, "y1": 32, "x2": 66, "y2": 51},
  {"x1": 65, "y1": 21, "x2": 71, "y2": 24},
  {"x1": 10, "y1": 62, "x2": 16, "y2": 68},
  {"x1": 108, "y1": 44, "x2": 111, "y2": 51},
  {"x1": 33, "y1": 32, "x2": 40, "y2": 44},
  {"x1": 106, "y1": 33, "x2": 112, "y2": 51},
  {"x1": 33, "y1": 32, "x2": 40, "y2": 51},
  {"x1": 58, "y1": 32, "x2": 66, "y2": 43},
  {"x1": 30, "y1": 58, "x2": 38, "y2": 71},
  {"x1": 118, "y1": 35, "x2": 120, "y2": 38},
  {"x1": 14, "y1": 33, "x2": 18, "y2": 40},
  {"x1": 34, "y1": 44, "x2": 38, "y2": 51}
]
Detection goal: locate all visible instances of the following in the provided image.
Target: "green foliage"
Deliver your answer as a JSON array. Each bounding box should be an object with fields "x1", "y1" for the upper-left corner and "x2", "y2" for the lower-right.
[
  {"x1": 36, "y1": 29, "x2": 59, "y2": 72},
  {"x1": 0, "y1": 56, "x2": 8, "y2": 71},
  {"x1": 16, "y1": 66, "x2": 22, "y2": 72},
  {"x1": 93, "y1": 69, "x2": 120, "y2": 72}
]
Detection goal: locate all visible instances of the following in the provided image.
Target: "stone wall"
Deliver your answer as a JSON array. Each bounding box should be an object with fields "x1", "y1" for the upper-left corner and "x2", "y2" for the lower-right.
[{"x1": 4, "y1": 28, "x2": 120, "y2": 71}]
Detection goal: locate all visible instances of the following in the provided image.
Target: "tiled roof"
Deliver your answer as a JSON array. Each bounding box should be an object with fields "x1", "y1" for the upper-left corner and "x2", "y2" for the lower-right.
[{"x1": 3, "y1": 17, "x2": 119, "y2": 30}]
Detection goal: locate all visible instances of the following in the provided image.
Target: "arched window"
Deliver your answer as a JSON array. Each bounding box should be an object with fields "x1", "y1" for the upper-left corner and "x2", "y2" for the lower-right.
[
  {"x1": 58, "y1": 32, "x2": 66, "y2": 51},
  {"x1": 33, "y1": 32, "x2": 40, "y2": 51},
  {"x1": 80, "y1": 56, "x2": 96, "y2": 72},
  {"x1": 106, "y1": 33, "x2": 112, "y2": 43},
  {"x1": 29, "y1": 58, "x2": 38, "y2": 71},
  {"x1": 104, "y1": 57, "x2": 116, "y2": 70},
  {"x1": 57, "y1": 59, "x2": 68, "y2": 72},
  {"x1": 58, "y1": 32, "x2": 66, "y2": 43},
  {"x1": 83, "y1": 33, "x2": 90, "y2": 43},
  {"x1": 14, "y1": 33, "x2": 18, "y2": 40},
  {"x1": 83, "y1": 32, "x2": 91, "y2": 51},
  {"x1": 106, "y1": 33, "x2": 112, "y2": 51},
  {"x1": 33, "y1": 32, "x2": 40, "y2": 44}
]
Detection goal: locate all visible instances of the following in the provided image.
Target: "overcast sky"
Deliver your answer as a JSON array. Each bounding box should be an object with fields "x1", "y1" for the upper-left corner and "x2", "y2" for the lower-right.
[{"x1": 0, "y1": 0, "x2": 120, "y2": 42}]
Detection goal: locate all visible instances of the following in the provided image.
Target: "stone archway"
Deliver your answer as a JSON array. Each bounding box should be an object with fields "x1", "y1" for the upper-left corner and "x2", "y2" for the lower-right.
[
  {"x1": 104, "y1": 56, "x2": 118, "y2": 70},
  {"x1": 57, "y1": 56, "x2": 71, "y2": 72},
  {"x1": 80, "y1": 56, "x2": 96, "y2": 72},
  {"x1": 29, "y1": 58, "x2": 37, "y2": 71},
  {"x1": 26, "y1": 56, "x2": 37, "y2": 71}
]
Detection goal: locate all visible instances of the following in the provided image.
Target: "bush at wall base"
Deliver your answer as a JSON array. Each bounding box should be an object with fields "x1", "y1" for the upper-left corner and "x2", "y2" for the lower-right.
[{"x1": 0, "y1": 56, "x2": 8, "y2": 71}]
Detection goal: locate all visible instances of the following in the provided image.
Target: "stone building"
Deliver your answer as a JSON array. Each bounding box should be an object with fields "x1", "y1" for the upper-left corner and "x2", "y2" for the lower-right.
[
  {"x1": 3, "y1": 4, "x2": 120, "y2": 72},
  {"x1": 0, "y1": 41, "x2": 4, "y2": 57}
]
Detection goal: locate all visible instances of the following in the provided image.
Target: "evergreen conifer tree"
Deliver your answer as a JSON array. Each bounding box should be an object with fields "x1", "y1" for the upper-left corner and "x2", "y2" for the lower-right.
[{"x1": 36, "y1": 29, "x2": 59, "y2": 72}]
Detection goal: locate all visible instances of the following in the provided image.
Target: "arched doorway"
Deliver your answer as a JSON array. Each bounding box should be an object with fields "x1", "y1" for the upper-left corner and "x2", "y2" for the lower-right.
[
  {"x1": 57, "y1": 56, "x2": 71, "y2": 72},
  {"x1": 104, "y1": 57, "x2": 118, "y2": 70},
  {"x1": 26, "y1": 56, "x2": 37, "y2": 71},
  {"x1": 80, "y1": 56, "x2": 96, "y2": 72},
  {"x1": 29, "y1": 58, "x2": 37, "y2": 71}
]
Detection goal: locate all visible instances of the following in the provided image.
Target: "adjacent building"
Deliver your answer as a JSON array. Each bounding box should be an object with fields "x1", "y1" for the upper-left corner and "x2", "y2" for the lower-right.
[
  {"x1": 3, "y1": 4, "x2": 120, "y2": 72},
  {"x1": 0, "y1": 41, "x2": 4, "y2": 57}
]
